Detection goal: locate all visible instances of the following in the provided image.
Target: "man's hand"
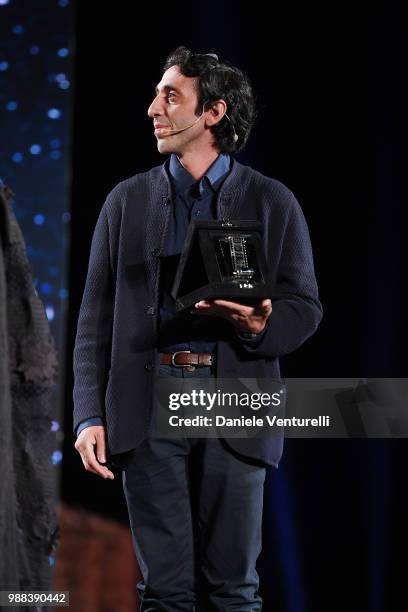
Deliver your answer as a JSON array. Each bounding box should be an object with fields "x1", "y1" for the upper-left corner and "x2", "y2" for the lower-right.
[
  {"x1": 74, "y1": 425, "x2": 115, "y2": 480},
  {"x1": 191, "y1": 298, "x2": 272, "y2": 334}
]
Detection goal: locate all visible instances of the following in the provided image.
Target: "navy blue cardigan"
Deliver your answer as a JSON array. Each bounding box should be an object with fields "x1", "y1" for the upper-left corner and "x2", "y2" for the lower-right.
[{"x1": 73, "y1": 156, "x2": 322, "y2": 467}]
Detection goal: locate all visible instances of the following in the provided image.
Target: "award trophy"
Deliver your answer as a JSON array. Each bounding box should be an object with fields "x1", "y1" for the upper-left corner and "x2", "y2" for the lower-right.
[{"x1": 171, "y1": 219, "x2": 274, "y2": 312}]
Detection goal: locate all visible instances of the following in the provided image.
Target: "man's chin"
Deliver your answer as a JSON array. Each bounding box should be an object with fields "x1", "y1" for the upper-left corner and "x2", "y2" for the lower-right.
[{"x1": 156, "y1": 138, "x2": 177, "y2": 155}]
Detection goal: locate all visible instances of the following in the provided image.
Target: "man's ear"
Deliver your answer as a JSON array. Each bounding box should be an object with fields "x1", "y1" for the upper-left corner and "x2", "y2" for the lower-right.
[{"x1": 205, "y1": 99, "x2": 227, "y2": 128}]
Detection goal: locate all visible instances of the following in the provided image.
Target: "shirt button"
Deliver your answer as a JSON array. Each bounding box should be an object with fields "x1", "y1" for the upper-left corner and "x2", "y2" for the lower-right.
[
  {"x1": 151, "y1": 248, "x2": 161, "y2": 256},
  {"x1": 146, "y1": 306, "x2": 156, "y2": 315},
  {"x1": 144, "y1": 362, "x2": 154, "y2": 372}
]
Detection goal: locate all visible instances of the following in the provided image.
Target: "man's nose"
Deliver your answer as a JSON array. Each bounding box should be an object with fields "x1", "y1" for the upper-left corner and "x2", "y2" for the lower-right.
[{"x1": 147, "y1": 95, "x2": 162, "y2": 118}]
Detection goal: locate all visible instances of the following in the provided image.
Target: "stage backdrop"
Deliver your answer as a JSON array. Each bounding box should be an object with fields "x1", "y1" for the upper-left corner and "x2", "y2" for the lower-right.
[
  {"x1": 0, "y1": 0, "x2": 73, "y2": 569},
  {"x1": 62, "y1": 1, "x2": 405, "y2": 611}
]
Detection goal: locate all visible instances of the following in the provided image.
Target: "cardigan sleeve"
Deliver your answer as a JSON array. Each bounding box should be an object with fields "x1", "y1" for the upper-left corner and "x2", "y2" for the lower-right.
[
  {"x1": 72, "y1": 202, "x2": 114, "y2": 436},
  {"x1": 236, "y1": 191, "x2": 323, "y2": 359},
  {"x1": 234, "y1": 319, "x2": 269, "y2": 343},
  {"x1": 75, "y1": 417, "x2": 104, "y2": 438}
]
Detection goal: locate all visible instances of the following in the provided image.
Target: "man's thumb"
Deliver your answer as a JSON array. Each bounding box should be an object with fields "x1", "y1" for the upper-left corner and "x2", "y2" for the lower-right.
[{"x1": 259, "y1": 299, "x2": 269, "y2": 312}]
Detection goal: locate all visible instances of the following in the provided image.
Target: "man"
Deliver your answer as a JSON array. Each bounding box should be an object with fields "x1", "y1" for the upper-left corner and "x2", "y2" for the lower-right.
[{"x1": 73, "y1": 46, "x2": 322, "y2": 610}]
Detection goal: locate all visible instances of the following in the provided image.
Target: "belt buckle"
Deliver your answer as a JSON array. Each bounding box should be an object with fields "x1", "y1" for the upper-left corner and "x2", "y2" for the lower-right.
[{"x1": 171, "y1": 350, "x2": 195, "y2": 371}]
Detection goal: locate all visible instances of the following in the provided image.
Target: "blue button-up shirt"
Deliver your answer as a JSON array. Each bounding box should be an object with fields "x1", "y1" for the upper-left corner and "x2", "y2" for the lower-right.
[{"x1": 157, "y1": 151, "x2": 232, "y2": 353}]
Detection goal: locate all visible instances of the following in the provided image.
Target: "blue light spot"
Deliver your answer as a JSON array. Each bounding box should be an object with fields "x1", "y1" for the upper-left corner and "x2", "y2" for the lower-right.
[
  {"x1": 59, "y1": 0, "x2": 69, "y2": 6},
  {"x1": 52, "y1": 450, "x2": 62, "y2": 465},
  {"x1": 0, "y1": 0, "x2": 10, "y2": 6},
  {"x1": 33, "y1": 214, "x2": 45, "y2": 225},
  {"x1": 48, "y1": 108, "x2": 61, "y2": 119},
  {"x1": 40, "y1": 282, "x2": 53, "y2": 295},
  {"x1": 59, "y1": 80, "x2": 70, "y2": 90},
  {"x1": 50, "y1": 138, "x2": 61, "y2": 148},
  {"x1": 59, "y1": 288, "x2": 68, "y2": 299},
  {"x1": 62, "y1": 211, "x2": 71, "y2": 222},
  {"x1": 7, "y1": 101, "x2": 18, "y2": 111},
  {"x1": 46, "y1": 306, "x2": 55, "y2": 321},
  {"x1": 29, "y1": 144, "x2": 42, "y2": 155},
  {"x1": 29, "y1": 45, "x2": 40, "y2": 55},
  {"x1": 57, "y1": 47, "x2": 69, "y2": 57},
  {"x1": 55, "y1": 73, "x2": 66, "y2": 82},
  {"x1": 50, "y1": 150, "x2": 62, "y2": 160},
  {"x1": 12, "y1": 152, "x2": 23, "y2": 163},
  {"x1": 51, "y1": 420, "x2": 60, "y2": 432},
  {"x1": 12, "y1": 25, "x2": 25, "y2": 34},
  {"x1": 48, "y1": 555, "x2": 55, "y2": 566},
  {"x1": 0, "y1": 61, "x2": 9, "y2": 71}
]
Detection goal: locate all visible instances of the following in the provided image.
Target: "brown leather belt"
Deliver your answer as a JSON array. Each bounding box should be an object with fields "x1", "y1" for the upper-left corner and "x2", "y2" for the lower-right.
[{"x1": 159, "y1": 350, "x2": 215, "y2": 368}]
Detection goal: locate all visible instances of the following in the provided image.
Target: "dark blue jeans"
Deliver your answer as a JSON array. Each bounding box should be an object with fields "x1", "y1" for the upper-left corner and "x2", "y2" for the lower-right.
[{"x1": 119, "y1": 364, "x2": 266, "y2": 611}]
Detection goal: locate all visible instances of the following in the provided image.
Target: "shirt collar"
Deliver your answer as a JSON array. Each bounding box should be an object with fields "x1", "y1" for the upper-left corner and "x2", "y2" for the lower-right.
[{"x1": 168, "y1": 152, "x2": 231, "y2": 197}]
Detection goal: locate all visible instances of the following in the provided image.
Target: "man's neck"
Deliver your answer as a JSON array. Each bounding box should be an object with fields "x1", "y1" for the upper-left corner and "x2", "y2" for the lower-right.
[{"x1": 176, "y1": 149, "x2": 221, "y2": 181}]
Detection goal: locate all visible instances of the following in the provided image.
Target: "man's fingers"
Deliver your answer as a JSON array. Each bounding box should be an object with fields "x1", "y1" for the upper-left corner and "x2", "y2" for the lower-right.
[
  {"x1": 256, "y1": 299, "x2": 272, "y2": 315},
  {"x1": 191, "y1": 298, "x2": 273, "y2": 329},
  {"x1": 81, "y1": 446, "x2": 115, "y2": 479},
  {"x1": 196, "y1": 298, "x2": 271, "y2": 315},
  {"x1": 75, "y1": 427, "x2": 115, "y2": 479},
  {"x1": 195, "y1": 300, "x2": 248, "y2": 317},
  {"x1": 210, "y1": 299, "x2": 252, "y2": 314},
  {"x1": 94, "y1": 429, "x2": 115, "y2": 478},
  {"x1": 192, "y1": 301, "x2": 226, "y2": 318}
]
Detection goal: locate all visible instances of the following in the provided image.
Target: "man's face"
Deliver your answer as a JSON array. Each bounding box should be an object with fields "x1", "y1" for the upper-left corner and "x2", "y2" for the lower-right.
[{"x1": 147, "y1": 65, "x2": 209, "y2": 156}]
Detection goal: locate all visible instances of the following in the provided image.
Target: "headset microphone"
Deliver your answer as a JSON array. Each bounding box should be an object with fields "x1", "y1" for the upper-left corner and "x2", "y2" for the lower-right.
[
  {"x1": 158, "y1": 105, "x2": 238, "y2": 142},
  {"x1": 158, "y1": 106, "x2": 206, "y2": 136}
]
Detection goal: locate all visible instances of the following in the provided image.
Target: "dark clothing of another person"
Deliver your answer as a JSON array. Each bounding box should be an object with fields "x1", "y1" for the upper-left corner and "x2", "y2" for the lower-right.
[{"x1": 0, "y1": 181, "x2": 59, "y2": 608}]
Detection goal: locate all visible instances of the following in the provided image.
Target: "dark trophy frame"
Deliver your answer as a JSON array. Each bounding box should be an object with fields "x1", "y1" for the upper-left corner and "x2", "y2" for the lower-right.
[{"x1": 171, "y1": 219, "x2": 274, "y2": 312}]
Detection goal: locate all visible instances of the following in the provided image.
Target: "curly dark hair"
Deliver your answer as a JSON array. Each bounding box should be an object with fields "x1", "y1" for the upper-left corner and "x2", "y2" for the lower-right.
[{"x1": 162, "y1": 46, "x2": 257, "y2": 154}]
